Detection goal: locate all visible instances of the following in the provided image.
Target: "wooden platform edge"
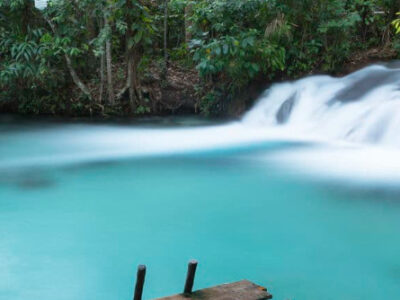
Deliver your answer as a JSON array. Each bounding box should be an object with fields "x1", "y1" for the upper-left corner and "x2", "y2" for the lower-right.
[{"x1": 152, "y1": 280, "x2": 272, "y2": 300}]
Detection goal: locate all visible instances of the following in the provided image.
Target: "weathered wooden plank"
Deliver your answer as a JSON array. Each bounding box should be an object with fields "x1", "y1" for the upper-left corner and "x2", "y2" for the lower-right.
[{"x1": 153, "y1": 280, "x2": 272, "y2": 300}]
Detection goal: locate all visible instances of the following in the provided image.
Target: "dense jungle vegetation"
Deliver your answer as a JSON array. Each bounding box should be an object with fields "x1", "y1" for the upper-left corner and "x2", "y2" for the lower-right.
[{"x1": 1, "y1": 0, "x2": 400, "y2": 116}]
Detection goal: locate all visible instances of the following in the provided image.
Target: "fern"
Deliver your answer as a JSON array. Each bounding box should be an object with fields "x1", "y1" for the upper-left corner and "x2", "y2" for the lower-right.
[{"x1": 393, "y1": 13, "x2": 400, "y2": 34}]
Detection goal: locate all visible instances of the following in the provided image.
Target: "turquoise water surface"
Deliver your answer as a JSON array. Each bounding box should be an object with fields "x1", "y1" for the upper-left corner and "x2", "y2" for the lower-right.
[{"x1": 1, "y1": 118, "x2": 400, "y2": 300}]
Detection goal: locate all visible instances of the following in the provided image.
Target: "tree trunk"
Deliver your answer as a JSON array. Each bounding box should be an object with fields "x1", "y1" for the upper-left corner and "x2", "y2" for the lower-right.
[
  {"x1": 184, "y1": 1, "x2": 193, "y2": 44},
  {"x1": 127, "y1": 49, "x2": 143, "y2": 112},
  {"x1": 99, "y1": 51, "x2": 105, "y2": 103},
  {"x1": 46, "y1": 18, "x2": 93, "y2": 100},
  {"x1": 104, "y1": 14, "x2": 115, "y2": 105},
  {"x1": 22, "y1": 0, "x2": 34, "y2": 35},
  {"x1": 87, "y1": 12, "x2": 97, "y2": 41},
  {"x1": 124, "y1": 0, "x2": 143, "y2": 112},
  {"x1": 98, "y1": 16, "x2": 106, "y2": 104},
  {"x1": 64, "y1": 54, "x2": 92, "y2": 99},
  {"x1": 163, "y1": 0, "x2": 169, "y2": 75},
  {"x1": 127, "y1": 54, "x2": 136, "y2": 111}
]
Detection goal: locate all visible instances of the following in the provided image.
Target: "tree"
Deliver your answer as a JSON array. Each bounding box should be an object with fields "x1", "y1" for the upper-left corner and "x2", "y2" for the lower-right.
[
  {"x1": 43, "y1": 0, "x2": 93, "y2": 100},
  {"x1": 1, "y1": 0, "x2": 399, "y2": 116},
  {"x1": 184, "y1": 1, "x2": 193, "y2": 44},
  {"x1": 103, "y1": 9, "x2": 115, "y2": 105},
  {"x1": 164, "y1": 0, "x2": 169, "y2": 74}
]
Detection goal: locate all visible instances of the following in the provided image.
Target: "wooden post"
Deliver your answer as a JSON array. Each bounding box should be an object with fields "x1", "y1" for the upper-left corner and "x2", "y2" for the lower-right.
[
  {"x1": 133, "y1": 265, "x2": 146, "y2": 300},
  {"x1": 183, "y1": 260, "x2": 198, "y2": 294}
]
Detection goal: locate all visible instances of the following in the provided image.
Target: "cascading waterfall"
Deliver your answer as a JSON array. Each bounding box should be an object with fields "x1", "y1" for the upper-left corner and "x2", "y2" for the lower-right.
[
  {"x1": 2, "y1": 63, "x2": 400, "y2": 182},
  {"x1": 243, "y1": 63, "x2": 400, "y2": 147}
]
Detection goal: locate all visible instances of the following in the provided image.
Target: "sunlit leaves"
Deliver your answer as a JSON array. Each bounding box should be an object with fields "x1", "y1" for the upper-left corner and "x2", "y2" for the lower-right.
[
  {"x1": 116, "y1": 20, "x2": 127, "y2": 34},
  {"x1": 393, "y1": 13, "x2": 400, "y2": 35}
]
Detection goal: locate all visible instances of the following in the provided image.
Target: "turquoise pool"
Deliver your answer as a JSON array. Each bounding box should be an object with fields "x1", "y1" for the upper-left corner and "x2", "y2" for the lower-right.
[{"x1": 1, "y1": 118, "x2": 399, "y2": 300}]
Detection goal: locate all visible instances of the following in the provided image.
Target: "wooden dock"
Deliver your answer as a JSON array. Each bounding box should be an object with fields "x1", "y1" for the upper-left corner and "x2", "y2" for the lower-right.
[
  {"x1": 153, "y1": 280, "x2": 272, "y2": 300},
  {"x1": 132, "y1": 260, "x2": 273, "y2": 300}
]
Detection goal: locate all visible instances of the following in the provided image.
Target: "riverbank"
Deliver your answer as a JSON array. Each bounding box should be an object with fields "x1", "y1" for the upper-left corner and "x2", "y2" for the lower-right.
[
  {"x1": 0, "y1": 47, "x2": 397, "y2": 119},
  {"x1": 2, "y1": 0, "x2": 399, "y2": 118}
]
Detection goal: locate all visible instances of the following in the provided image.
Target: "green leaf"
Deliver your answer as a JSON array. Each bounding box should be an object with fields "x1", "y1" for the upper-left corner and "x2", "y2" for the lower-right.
[
  {"x1": 223, "y1": 44, "x2": 229, "y2": 55},
  {"x1": 251, "y1": 63, "x2": 260, "y2": 72},
  {"x1": 134, "y1": 30, "x2": 143, "y2": 44}
]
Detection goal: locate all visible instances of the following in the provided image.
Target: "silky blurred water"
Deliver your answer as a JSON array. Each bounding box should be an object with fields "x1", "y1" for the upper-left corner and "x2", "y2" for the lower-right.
[{"x1": 1, "y1": 118, "x2": 400, "y2": 300}]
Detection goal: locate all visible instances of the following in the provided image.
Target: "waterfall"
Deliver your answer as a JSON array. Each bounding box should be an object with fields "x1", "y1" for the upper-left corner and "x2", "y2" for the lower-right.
[
  {"x1": 243, "y1": 63, "x2": 400, "y2": 147},
  {"x1": 2, "y1": 63, "x2": 400, "y2": 183}
]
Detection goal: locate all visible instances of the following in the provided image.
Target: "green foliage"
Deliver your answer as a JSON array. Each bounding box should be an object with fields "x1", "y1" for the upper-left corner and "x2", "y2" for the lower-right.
[
  {"x1": 199, "y1": 89, "x2": 222, "y2": 116},
  {"x1": 0, "y1": 1, "x2": 67, "y2": 113},
  {"x1": 188, "y1": 0, "x2": 287, "y2": 112},
  {"x1": 193, "y1": 31, "x2": 285, "y2": 88},
  {"x1": 393, "y1": 13, "x2": 400, "y2": 34},
  {"x1": 0, "y1": 0, "x2": 399, "y2": 116}
]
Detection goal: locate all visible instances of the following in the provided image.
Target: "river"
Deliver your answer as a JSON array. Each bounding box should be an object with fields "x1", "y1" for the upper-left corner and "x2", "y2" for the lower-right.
[{"x1": 1, "y1": 63, "x2": 400, "y2": 300}]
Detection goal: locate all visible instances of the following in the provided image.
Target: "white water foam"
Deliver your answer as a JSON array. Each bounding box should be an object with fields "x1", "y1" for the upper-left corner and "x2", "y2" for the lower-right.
[
  {"x1": 242, "y1": 63, "x2": 400, "y2": 184},
  {"x1": 2, "y1": 63, "x2": 400, "y2": 184},
  {"x1": 243, "y1": 64, "x2": 400, "y2": 146},
  {"x1": 0, "y1": 123, "x2": 300, "y2": 169}
]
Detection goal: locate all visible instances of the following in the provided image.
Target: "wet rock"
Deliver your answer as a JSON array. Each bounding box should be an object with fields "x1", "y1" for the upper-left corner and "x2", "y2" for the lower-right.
[
  {"x1": 334, "y1": 69, "x2": 400, "y2": 103},
  {"x1": 276, "y1": 93, "x2": 296, "y2": 124}
]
